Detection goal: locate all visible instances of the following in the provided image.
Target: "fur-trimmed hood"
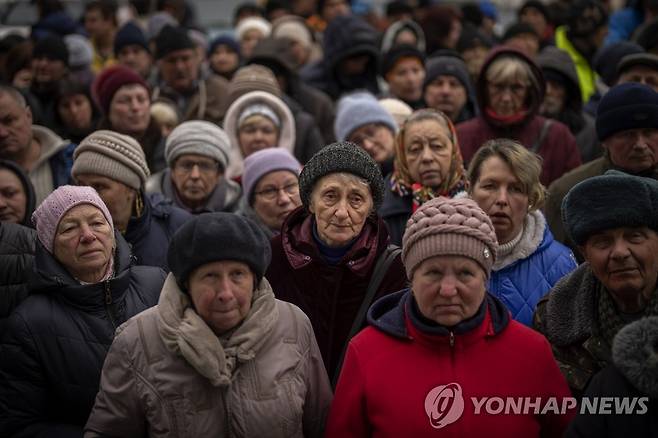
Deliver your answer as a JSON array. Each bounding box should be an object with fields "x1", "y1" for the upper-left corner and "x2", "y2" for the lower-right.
[{"x1": 612, "y1": 316, "x2": 658, "y2": 398}]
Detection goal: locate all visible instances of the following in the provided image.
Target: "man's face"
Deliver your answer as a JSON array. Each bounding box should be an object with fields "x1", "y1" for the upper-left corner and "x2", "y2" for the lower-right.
[
  {"x1": 424, "y1": 75, "x2": 467, "y2": 121},
  {"x1": 31, "y1": 56, "x2": 67, "y2": 86},
  {"x1": 603, "y1": 128, "x2": 658, "y2": 173},
  {"x1": 171, "y1": 153, "x2": 222, "y2": 209},
  {"x1": 84, "y1": 8, "x2": 114, "y2": 40},
  {"x1": 322, "y1": 0, "x2": 350, "y2": 22},
  {"x1": 618, "y1": 65, "x2": 658, "y2": 92},
  {"x1": 118, "y1": 45, "x2": 153, "y2": 78},
  {"x1": 385, "y1": 57, "x2": 425, "y2": 103},
  {"x1": 158, "y1": 48, "x2": 200, "y2": 92},
  {"x1": 0, "y1": 93, "x2": 33, "y2": 161},
  {"x1": 581, "y1": 227, "x2": 658, "y2": 311},
  {"x1": 540, "y1": 80, "x2": 567, "y2": 117}
]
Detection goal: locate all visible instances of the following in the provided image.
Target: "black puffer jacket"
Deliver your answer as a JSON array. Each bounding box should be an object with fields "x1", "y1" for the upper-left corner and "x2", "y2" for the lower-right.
[
  {"x1": 0, "y1": 232, "x2": 165, "y2": 438},
  {"x1": 0, "y1": 222, "x2": 36, "y2": 336}
]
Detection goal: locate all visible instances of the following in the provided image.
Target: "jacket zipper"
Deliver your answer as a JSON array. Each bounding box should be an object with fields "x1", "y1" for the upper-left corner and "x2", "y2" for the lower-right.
[
  {"x1": 104, "y1": 281, "x2": 117, "y2": 331},
  {"x1": 449, "y1": 331, "x2": 455, "y2": 348}
]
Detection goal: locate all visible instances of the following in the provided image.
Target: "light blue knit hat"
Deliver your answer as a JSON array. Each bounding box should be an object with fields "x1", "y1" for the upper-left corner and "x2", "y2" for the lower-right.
[{"x1": 334, "y1": 91, "x2": 398, "y2": 142}]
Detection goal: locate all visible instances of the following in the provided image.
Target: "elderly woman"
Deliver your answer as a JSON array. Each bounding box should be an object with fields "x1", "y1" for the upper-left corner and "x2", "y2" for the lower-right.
[
  {"x1": 85, "y1": 213, "x2": 332, "y2": 437},
  {"x1": 241, "y1": 147, "x2": 302, "y2": 238},
  {"x1": 266, "y1": 142, "x2": 408, "y2": 382},
  {"x1": 467, "y1": 139, "x2": 576, "y2": 326},
  {"x1": 72, "y1": 130, "x2": 191, "y2": 270},
  {"x1": 380, "y1": 108, "x2": 468, "y2": 246},
  {"x1": 223, "y1": 89, "x2": 296, "y2": 180},
  {"x1": 93, "y1": 64, "x2": 166, "y2": 173},
  {"x1": 456, "y1": 47, "x2": 581, "y2": 186},
  {"x1": 326, "y1": 197, "x2": 575, "y2": 437},
  {"x1": 0, "y1": 185, "x2": 165, "y2": 436}
]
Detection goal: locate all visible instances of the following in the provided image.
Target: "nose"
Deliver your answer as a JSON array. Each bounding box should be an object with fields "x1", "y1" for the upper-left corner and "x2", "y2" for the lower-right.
[
  {"x1": 495, "y1": 188, "x2": 509, "y2": 205},
  {"x1": 0, "y1": 195, "x2": 7, "y2": 208},
  {"x1": 334, "y1": 198, "x2": 350, "y2": 220},
  {"x1": 79, "y1": 224, "x2": 97, "y2": 243},
  {"x1": 215, "y1": 277, "x2": 235, "y2": 302},
  {"x1": 276, "y1": 189, "x2": 292, "y2": 205},
  {"x1": 610, "y1": 237, "x2": 632, "y2": 260},
  {"x1": 420, "y1": 145, "x2": 434, "y2": 162},
  {"x1": 361, "y1": 137, "x2": 375, "y2": 152},
  {"x1": 189, "y1": 164, "x2": 201, "y2": 178},
  {"x1": 438, "y1": 275, "x2": 458, "y2": 297}
]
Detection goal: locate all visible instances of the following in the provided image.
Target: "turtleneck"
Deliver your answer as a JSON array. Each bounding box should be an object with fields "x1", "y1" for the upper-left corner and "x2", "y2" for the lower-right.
[
  {"x1": 496, "y1": 227, "x2": 524, "y2": 259},
  {"x1": 311, "y1": 219, "x2": 357, "y2": 265},
  {"x1": 407, "y1": 292, "x2": 487, "y2": 336}
]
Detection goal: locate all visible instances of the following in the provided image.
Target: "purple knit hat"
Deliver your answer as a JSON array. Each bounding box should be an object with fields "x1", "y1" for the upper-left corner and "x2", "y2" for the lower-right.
[
  {"x1": 402, "y1": 197, "x2": 498, "y2": 279},
  {"x1": 32, "y1": 185, "x2": 114, "y2": 253},
  {"x1": 242, "y1": 148, "x2": 301, "y2": 204}
]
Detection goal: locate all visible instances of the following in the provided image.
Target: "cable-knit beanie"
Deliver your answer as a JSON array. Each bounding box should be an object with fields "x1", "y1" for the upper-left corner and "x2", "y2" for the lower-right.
[
  {"x1": 32, "y1": 185, "x2": 114, "y2": 254},
  {"x1": 72, "y1": 130, "x2": 150, "y2": 190},
  {"x1": 165, "y1": 120, "x2": 231, "y2": 170},
  {"x1": 402, "y1": 197, "x2": 497, "y2": 279},
  {"x1": 299, "y1": 141, "x2": 385, "y2": 210},
  {"x1": 243, "y1": 148, "x2": 301, "y2": 204},
  {"x1": 92, "y1": 64, "x2": 149, "y2": 115}
]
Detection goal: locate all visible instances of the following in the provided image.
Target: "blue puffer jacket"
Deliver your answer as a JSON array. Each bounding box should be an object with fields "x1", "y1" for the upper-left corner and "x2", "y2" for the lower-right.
[{"x1": 489, "y1": 211, "x2": 577, "y2": 326}]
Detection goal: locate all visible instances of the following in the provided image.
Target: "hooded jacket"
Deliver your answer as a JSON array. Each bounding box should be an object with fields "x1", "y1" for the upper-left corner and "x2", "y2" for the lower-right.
[
  {"x1": 0, "y1": 159, "x2": 37, "y2": 227},
  {"x1": 326, "y1": 290, "x2": 574, "y2": 437},
  {"x1": 380, "y1": 20, "x2": 426, "y2": 53},
  {"x1": 85, "y1": 275, "x2": 332, "y2": 438},
  {"x1": 456, "y1": 46, "x2": 581, "y2": 186},
  {"x1": 0, "y1": 232, "x2": 165, "y2": 437},
  {"x1": 266, "y1": 207, "x2": 407, "y2": 381},
  {"x1": 28, "y1": 125, "x2": 76, "y2": 206}
]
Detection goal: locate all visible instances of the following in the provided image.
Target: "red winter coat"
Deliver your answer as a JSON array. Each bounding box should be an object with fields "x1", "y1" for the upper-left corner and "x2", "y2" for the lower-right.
[
  {"x1": 266, "y1": 207, "x2": 407, "y2": 381},
  {"x1": 326, "y1": 290, "x2": 575, "y2": 438},
  {"x1": 456, "y1": 46, "x2": 581, "y2": 186}
]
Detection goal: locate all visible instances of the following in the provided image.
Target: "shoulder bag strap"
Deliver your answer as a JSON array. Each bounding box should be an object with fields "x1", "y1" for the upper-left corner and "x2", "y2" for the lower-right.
[{"x1": 530, "y1": 119, "x2": 553, "y2": 153}]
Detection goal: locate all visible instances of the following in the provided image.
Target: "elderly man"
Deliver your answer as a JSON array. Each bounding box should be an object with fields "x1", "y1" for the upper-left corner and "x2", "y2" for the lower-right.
[
  {"x1": 534, "y1": 171, "x2": 658, "y2": 397},
  {"x1": 616, "y1": 52, "x2": 658, "y2": 92},
  {"x1": 0, "y1": 86, "x2": 75, "y2": 205},
  {"x1": 145, "y1": 120, "x2": 241, "y2": 214},
  {"x1": 151, "y1": 25, "x2": 230, "y2": 125},
  {"x1": 546, "y1": 82, "x2": 658, "y2": 252},
  {"x1": 422, "y1": 53, "x2": 477, "y2": 124}
]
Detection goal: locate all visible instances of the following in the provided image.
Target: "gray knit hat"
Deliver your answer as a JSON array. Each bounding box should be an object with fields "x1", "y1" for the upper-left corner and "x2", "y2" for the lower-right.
[
  {"x1": 165, "y1": 120, "x2": 231, "y2": 170},
  {"x1": 299, "y1": 141, "x2": 385, "y2": 210},
  {"x1": 402, "y1": 197, "x2": 498, "y2": 279},
  {"x1": 72, "y1": 130, "x2": 150, "y2": 190},
  {"x1": 334, "y1": 91, "x2": 398, "y2": 142}
]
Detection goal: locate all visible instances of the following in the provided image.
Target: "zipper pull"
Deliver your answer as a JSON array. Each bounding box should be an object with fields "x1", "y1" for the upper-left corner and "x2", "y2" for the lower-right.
[
  {"x1": 104, "y1": 281, "x2": 112, "y2": 305},
  {"x1": 449, "y1": 331, "x2": 455, "y2": 348}
]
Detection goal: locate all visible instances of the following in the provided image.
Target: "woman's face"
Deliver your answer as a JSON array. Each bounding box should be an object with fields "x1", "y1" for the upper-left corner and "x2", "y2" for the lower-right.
[
  {"x1": 309, "y1": 173, "x2": 373, "y2": 248},
  {"x1": 252, "y1": 170, "x2": 301, "y2": 231},
  {"x1": 412, "y1": 255, "x2": 487, "y2": 327},
  {"x1": 188, "y1": 260, "x2": 254, "y2": 335},
  {"x1": 53, "y1": 203, "x2": 114, "y2": 283},
  {"x1": 347, "y1": 123, "x2": 396, "y2": 164},
  {"x1": 210, "y1": 45, "x2": 240, "y2": 75},
  {"x1": 486, "y1": 74, "x2": 529, "y2": 117},
  {"x1": 386, "y1": 57, "x2": 425, "y2": 103},
  {"x1": 404, "y1": 118, "x2": 454, "y2": 189},
  {"x1": 58, "y1": 93, "x2": 93, "y2": 132},
  {"x1": 238, "y1": 114, "x2": 279, "y2": 158},
  {"x1": 240, "y1": 29, "x2": 265, "y2": 59},
  {"x1": 0, "y1": 168, "x2": 27, "y2": 223},
  {"x1": 471, "y1": 156, "x2": 529, "y2": 244},
  {"x1": 74, "y1": 174, "x2": 137, "y2": 232},
  {"x1": 109, "y1": 84, "x2": 151, "y2": 136}
]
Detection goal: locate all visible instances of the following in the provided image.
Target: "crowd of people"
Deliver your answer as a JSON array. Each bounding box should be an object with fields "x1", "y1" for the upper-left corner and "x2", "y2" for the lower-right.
[{"x1": 0, "y1": 0, "x2": 657, "y2": 436}]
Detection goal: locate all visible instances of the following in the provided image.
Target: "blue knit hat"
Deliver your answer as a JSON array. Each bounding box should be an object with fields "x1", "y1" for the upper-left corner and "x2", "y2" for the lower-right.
[
  {"x1": 114, "y1": 21, "x2": 149, "y2": 55},
  {"x1": 334, "y1": 91, "x2": 398, "y2": 142},
  {"x1": 596, "y1": 83, "x2": 658, "y2": 141},
  {"x1": 208, "y1": 34, "x2": 241, "y2": 58}
]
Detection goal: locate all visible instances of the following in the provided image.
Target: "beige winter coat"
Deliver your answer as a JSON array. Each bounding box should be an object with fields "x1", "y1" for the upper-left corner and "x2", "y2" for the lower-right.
[{"x1": 85, "y1": 274, "x2": 332, "y2": 438}]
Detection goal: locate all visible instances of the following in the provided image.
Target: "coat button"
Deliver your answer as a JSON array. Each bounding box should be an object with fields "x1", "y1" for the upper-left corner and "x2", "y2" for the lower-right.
[{"x1": 303, "y1": 255, "x2": 311, "y2": 261}]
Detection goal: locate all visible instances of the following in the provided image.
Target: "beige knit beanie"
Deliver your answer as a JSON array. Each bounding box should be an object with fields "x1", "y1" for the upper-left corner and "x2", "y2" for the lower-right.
[
  {"x1": 402, "y1": 197, "x2": 498, "y2": 279},
  {"x1": 228, "y1": 64, "x2": 282, "y2": 104},
  {"x1": 72, "y1": 130, "x2": 150, "y2": 190}
]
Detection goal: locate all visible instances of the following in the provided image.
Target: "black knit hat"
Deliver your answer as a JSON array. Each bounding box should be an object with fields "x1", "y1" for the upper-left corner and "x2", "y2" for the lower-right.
[
  {"x1": 32, "y1": 35, "x2": 69, "y2": 65},
  {"x1": 167, "y1": 213, "x2": 272, "y2": 290},
  {"x1": 518, "y1": 1, "x2": 551, "y2": 22},
  {"x1": 503, "y1": 22, "x2": 539, "y2": 42},
  {"x1": 562, "y1": 170, "x2": 658, "y2": 245},
  {"x1": 595, "y1": 83, "x2": 658, "y2": 141},
  {"x1": 299, "y1": 142, "x2": 385, "y2": 210},
  {"x1": 592, "y1": 41, "x2": 644, "y2": 87},
  {"x1": 114, "y1": 21, "x2": 149, "y2": 55},
  {"x1": 154, "y1": 25, "x2": 195, "y2": 60},
  {"x1": 423, "y1": 55, "x2": 471, "y2": 91},
  {"x1": 380, "y1": 44, "x2": 425, "y2": 78}
]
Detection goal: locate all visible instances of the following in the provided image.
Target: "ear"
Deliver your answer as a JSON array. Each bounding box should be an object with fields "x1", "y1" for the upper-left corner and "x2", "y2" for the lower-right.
[{"x1": 25, "y1": 105, "x2": 33, "y2": 124}]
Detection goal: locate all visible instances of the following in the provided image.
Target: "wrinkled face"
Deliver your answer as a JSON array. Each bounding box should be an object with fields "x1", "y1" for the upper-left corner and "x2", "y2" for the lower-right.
[
  {"x1": 158, "y1": 48, "x2": 200, "y2": 92},
  {"x1": 618, "y1": 65, "x2": 658, "y2": 92},
  {"x1": 171, "y1": 153, "x2": 222, "y2": 208},
  {"x1": 520, "y1": 7, "x2": 548, "y2": 37},
  {"x1": 74, "y1": 174, "x2": 136, "y2": 229},
  {"x1": 240, "y1": 29, "x2": 266, "y2": 59},
  {"x1": 309, "y1": 173, "x2": 373, "y2": 247},
  {"x1": 471, "y1": 156, "x2": 529, "y2": 244},
  {"x1": 581, "y1": 227, "x2": 658, "y2": 309},
  {"x1": 0, "y1": 93, "x2": 33, "y2": 160},
  {"x1": 252, "y1": 170, "x2": 301, "y2": 231},
  {"x1": 487, "y1": 78, "x2": 529, "y2": 116},
  {"x1": 347, "y1": 123, "x2": 396, "y2": 164},
  {"x1": 109, "y1": 84, "x2": 151, "y2": 136},
  {"x1": 84, "y1": 8, "x2": 114, "y2": 39},
  {"x1": 404, "y1": 118, "x2": 454, "y2": 189},
  {"x1": 412, "y1": 255, "x2": 487, "y2": 327},
  {"x1": 603, "y1": 128, "x2": 658, "y2": 173},
  {"x1": 0, "y1": 168, "x2": 27, "y2": 223},
  {"x1": 117, "y1": 45, "x2": 153, "y2": 78},
  {"x1": 540, "y1": 80, "x2": 566, "y2": 117},
  {"x1": 424, "y1": 75, "x2": 468, "y2": 121},
  {"x1": 53, "y1": 203, "x2": 115, "y2": 283},
  {"x1": 209, "y1": 45, "x2": 240, "y2": 74},
  {"x1": 31, "y1": 56, "x2": 67, "y2": 85},
  {"x1": 238, "y1": 115, "x2": 279, "y2": 158},
  {"x1": 188, "y1": 260, "x2": 254, "y2": 335},
  {"x1": 386, "y1": 57, "x2": 425, "y2": 103},
  {"x1": 58, "y1": 93, "x2": 93, "y2": 132}
]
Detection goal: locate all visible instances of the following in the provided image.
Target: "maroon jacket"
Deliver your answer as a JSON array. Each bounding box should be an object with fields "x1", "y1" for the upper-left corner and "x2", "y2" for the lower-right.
[
  {"x1": 266, "y1": 207, "x2": 407, "y2": 381},
  {"x1": 456, "y1": 46, "x2": 581, "y2": 186}
]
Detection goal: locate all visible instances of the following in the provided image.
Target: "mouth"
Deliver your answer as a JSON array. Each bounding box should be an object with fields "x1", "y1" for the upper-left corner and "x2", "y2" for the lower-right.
[
  {"x1": 490, "y1": 212, "x2": 510, "y2": 221},
  {"x1": 80, "y1": 249, "x2": 103, "y2": 258},
  {"x1": 609, "y1": 267, "x2": 639, "y2": 275},
  {"x1": 420, "y1": 170, "x2": 440, "y2": 178}
]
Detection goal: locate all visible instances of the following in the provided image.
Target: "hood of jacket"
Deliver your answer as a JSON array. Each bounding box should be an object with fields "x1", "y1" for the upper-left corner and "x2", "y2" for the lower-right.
[
  {"x1": 476, "y1": 46, "x2": 546, "y2": 127},
  {"x1": 380, "y1": 19, "x2": 426, "y2": 53},
  {"x1": 367, "y1": 289, "x2": 510, "y2": 340},
  {"x1": 536, "y1": 46, "x2": 583, "y2": 113},
  {"x1": 223, "y1": 90, "x2": 296, "y2": 179},
  {"x1": 612, "y1": 316, "x2": 658, "y2": 398},
  {"x1": 0, "y1": 159, "x2": 37, "y2": 227}
]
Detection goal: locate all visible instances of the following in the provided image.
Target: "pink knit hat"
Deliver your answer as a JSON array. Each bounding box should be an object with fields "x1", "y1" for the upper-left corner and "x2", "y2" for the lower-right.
[
  {"x1": 402, "y1": 197, "x2": 498, "y2": 279},
  {"x1": 32, "y1": 185, "x2": 114, "y2": 253}
]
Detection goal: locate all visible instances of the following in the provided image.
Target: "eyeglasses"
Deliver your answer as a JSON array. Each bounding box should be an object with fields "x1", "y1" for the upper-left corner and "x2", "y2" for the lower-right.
[
  {"x1": 174, "y1": 160, "x2": 220, "y2": 174},
  {"x1": 487, "y1": 82, "x2": 528, "y2": 96},
  {"x1": 254, "y1": 182, "x2": 299, "y2": 201}
]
